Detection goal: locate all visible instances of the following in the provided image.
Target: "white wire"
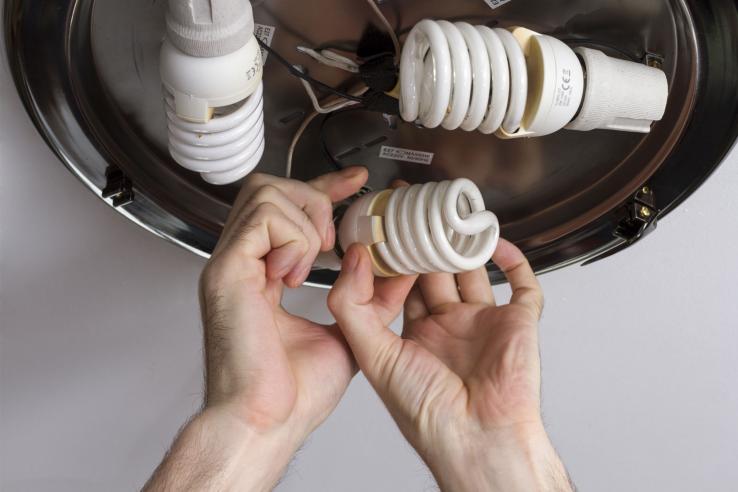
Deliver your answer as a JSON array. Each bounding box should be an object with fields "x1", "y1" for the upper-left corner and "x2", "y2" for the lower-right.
[
  {"x1": 286, "y1": 111, "x2": 319, "y2": 179},
  {"x1": 286, "y1": 0, "x2": 399, "y2": 178},
  {"x1": 296, "y1": 46, "x2": 359, "y2": 73},
  {"x1": 364, "y1": 0, "x2": 401, "y2": 61},
  {"x1": 286, "y1": 87, "x2": 368, "y2": 178},
  {"x1": 321, "y1": 50, "x2": 360, "y2": 68},
  {"x1": 300, "y1": 79, "x2": 360, "y2": 114},
  {"x1": 286, "y1": 101, "x2": 358, "y2": 178}
]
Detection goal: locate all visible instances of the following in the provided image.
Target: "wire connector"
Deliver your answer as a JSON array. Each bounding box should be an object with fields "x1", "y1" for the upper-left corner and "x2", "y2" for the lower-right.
[{"x1": 359, "y1": 53, "x2": 398, "y2": 92}]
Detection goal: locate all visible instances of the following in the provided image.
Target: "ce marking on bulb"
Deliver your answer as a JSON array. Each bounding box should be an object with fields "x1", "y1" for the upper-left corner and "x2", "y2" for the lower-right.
[
  {"x1": 246, "y1": 56, "x2": 262, "y2": 81},
  {"x1": 561, "y1": 68, "x2": 573, "y2": 92}
]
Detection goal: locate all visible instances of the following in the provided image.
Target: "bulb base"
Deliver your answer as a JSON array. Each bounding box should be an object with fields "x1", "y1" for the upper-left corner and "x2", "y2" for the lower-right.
[
  {"x1": 567, "y1": 47, "x2": 669, "y2": 133},
  {"x1": 160, "y1": 36, "x2": 263, "y2": 123}
]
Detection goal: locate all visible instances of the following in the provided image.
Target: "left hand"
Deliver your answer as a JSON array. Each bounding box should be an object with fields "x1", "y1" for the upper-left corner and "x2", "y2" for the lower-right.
[
  {"x1": 145, "y1": 168, "x2": 414, "y2": 491},
  {"x1": 199, "y1": 168, "x2": 369, "y2": 437}
]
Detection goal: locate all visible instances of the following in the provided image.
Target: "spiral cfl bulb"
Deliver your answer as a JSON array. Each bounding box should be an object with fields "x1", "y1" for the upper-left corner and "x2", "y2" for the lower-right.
[
  {"x1": 160, "y1": 0, "x2": 265, "y2": 185},
  {"x1": 399, "y1": 20, "x2": 669, "y2": 138},
  {"x1": 335, "y1": 179, "x2": 500, "y2": 277}
]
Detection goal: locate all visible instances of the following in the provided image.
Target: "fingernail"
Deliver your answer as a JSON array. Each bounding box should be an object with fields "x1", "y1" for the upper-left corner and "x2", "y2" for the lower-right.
[
  {"x1": 343, "y1": 166, "x2": 366, "y2": 178},
  {"x1": 273, "y1": 249, "x2": 301, "y2": 277},
  {"x1": 343, "y1": 247, "x2": 359, "y2": 273},
  {"x1": 274, "y1": 260, "x2": 294, "y2": 278},
  {"x1": 325, "y1": 221, "x2": 336, "y2": 247},
  {"x1": 286, "y1": 263, "x2": 310, "y2": 287},
  {"x1": 299, "y1": 263, "x2": 313, "y2": 284}
]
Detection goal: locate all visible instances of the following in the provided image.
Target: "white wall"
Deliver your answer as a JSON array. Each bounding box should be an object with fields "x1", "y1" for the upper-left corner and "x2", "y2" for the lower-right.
[{"x1": 2, "y1": 52, "x2": 737, "y2": 491}]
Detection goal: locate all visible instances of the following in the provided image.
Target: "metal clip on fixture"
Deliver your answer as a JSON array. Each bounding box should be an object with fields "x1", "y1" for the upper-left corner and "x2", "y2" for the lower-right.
[
  {"x1": 614, "y1": 186, "x2": 659, "y2": 244},
  {"x1": 102, "y1": 166, "x2": 134, "y2": 207},
  {"x1": 584, "y1": 186, "x2": 659, "y2": 265}
]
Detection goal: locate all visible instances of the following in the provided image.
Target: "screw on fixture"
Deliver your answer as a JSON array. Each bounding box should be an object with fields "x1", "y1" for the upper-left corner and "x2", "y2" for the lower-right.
[{"x1": 645, "y1": 52, "x2": 665, "y2": 70}]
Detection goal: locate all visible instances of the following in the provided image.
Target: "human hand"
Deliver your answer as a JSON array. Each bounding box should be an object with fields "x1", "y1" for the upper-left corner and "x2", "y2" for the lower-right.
[
  {"x1": 199, "y1": 168, "x2": 367, "y2": 435},
  {"x1": 146, "y1": 167, "x2": 412, "y2": 491},
  {"x1": 328, "y1": 239, "x2": 572, "y2": 492}
]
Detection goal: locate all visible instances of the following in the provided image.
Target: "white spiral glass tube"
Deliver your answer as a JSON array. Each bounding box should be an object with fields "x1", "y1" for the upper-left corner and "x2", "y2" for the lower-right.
[
  {"x1": 163, "y1": 83, "x2": 265, "y2": 185},
  {"x1": 400, "y1": 20, "x2": 527, "y2": 135},
  {"x1": 159, "y1": 0, "x2": 265, "y2": 185},
  {"x1": 337, "y1": 179, "x2": 500, "y2": 277},
  {"x1": 399, "y1": 19, "x2": 669, "y2": 138},
  {"x1": 378, "y1": 180, "x2": 499, "y2": 274}
]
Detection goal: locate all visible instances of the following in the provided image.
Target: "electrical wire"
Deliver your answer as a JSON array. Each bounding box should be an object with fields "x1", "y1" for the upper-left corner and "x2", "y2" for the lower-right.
[
  {"x1": 296, "y1": 46, "x2": 359, "y2": 73},
  {"x1": 266, "y1": 0, "x2": 402, "y2": 177},
  {"x1": 364, "y1": 0, "x2": 401, "y2": 60},
  {"x1": 257, "y1": 38, "x2": 364, "y2": 103},
  {"x1": 299, "y1": 79, "x2": 356, "y2": 113},
  {"x1": 286, "y1": 111, "x2": 322, "y2": 178},
  {"x1": 286, "y1": 88, "x2": 368, "y2": 178},
  {"x1": 287, "y1": 103, "x2": 356, "y2": 178}
]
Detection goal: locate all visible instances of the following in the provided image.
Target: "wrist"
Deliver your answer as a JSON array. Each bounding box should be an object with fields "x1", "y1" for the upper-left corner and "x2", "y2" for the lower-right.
[
  {"x1": 424, "y1": 422, "x2": 572, "y2": 492},
  {"x1": 200, "y1": 407, "x2": 304, "y2": 490},
  {"x1": 146, "y1": 407, "x2": 303, "y2": 492}
]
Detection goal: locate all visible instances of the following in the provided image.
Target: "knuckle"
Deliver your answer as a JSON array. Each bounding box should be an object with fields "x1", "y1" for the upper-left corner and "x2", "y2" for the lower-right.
[
  {"x1": 327, "y1": 289, "x2": 344, "y2": 313},
  {"x1": 295, "y1": 207, "x2": 312, "y2": 230},
  {"x1": 535, "y1": 295, "x2": 545, "y2": 317},
  {"x1": 257, "y1": 183, "x2": 280, "y2": 198},
  {"x1": 200, "y1": 262, "x2": 217, "y2": 288},
  {"x1": 239, "y1": 173, "x2": 266, "y2": 197},
  {"x1": 251, "y1": 201, "x2": 278, "y2": 219},
  {"x1": 315, "y1": 195, "x2": 334, "y2": 222},
  {"x1": 524, "y1": 291, "x2": 544, "y2": 318},
  {"x1": 249, "y1": 184, "x2": 280, "y2": 207},
  {"x1": 318, "y1": 193, "x2": 333, "y2": 212},
  {"x1": 303, "y1": 213, "x2": 322, "y2": 244},
  {"x1": 306, "y1": 239, "x2": 321, "y2": 262},
  {"x1": 246, "y1": 172, "x2": 268, "y2": 187},
  {"x1": 200, "y1": 257, "x2": 229, "y2": 292},
  {"x1": 298, "y1": 235, "x2": 311, "y2": 255}
]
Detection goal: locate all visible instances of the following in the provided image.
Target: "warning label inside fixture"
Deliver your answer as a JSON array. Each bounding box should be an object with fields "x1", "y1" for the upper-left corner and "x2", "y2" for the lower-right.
[
  {"x1": 379, "y1": 146, "x2": 434, "y2": 165},
  {"x1": 482, "y1": 0, "x2": 513, "y2": 9},
  {"x1": 254, "y1": 24, "x2": 276, "y2": 62}
]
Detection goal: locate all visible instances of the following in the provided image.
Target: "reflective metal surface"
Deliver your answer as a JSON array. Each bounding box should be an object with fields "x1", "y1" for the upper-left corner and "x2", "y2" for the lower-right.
[{"x1": 5, "y1": 0, "x2": 738, "y2": 286}]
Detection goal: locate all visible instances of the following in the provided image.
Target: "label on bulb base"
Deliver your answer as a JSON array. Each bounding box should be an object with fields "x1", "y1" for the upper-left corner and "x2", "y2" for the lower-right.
[
  {"x1": 254, "y1": 24, "x2": 276, "y2": 62},
  {"x1": 379, "y1": 145, "x2": 434, "y2": 165},
  {"x1": 482, "y1": 0, "x2": 513, "y2": 9}
]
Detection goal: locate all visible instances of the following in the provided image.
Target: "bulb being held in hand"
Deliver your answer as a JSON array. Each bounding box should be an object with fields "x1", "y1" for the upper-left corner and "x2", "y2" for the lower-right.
[{"x1": 324, "y1": 178, "x2": 500, "y2": 277}]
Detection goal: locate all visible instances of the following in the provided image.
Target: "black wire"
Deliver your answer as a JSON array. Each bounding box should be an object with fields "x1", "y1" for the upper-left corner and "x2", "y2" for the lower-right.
[
  {"x1": 257, "y1": 38, "x2": 364, "y2": 103},
  {"x1": 320, "y1": 110, "x2": 345, "y2": 171}
]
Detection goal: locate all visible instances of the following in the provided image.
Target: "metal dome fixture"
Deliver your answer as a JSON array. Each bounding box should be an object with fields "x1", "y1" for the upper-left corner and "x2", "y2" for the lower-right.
[{"x1": 4, "y1": 0, "x2": 738, "y2": 286}]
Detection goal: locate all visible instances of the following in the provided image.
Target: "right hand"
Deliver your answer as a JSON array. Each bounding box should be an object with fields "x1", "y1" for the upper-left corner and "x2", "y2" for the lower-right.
[{"x1": 328, "y1": 240, "x2": 573, "y2": 492}]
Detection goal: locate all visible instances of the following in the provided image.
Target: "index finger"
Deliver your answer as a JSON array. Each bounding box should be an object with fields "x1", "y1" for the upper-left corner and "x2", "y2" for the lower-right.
[
  {"x1": 224, "y1": 168, "x2": 368, "y2": 251},
  {"x1": 492, "y1": 238, "x2": 544, "y2": 318}
]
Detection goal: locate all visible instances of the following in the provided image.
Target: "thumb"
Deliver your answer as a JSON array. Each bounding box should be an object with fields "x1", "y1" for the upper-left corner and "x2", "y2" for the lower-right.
[
  {"x1": 328, "y1": 244, "x2": 401, "y2": 385},
  {"x1": 309, "y1": 166, "x2": 368, "y2": 203}
]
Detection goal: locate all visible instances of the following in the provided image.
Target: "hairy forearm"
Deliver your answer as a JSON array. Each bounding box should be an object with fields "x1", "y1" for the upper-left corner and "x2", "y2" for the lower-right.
[
  {"x1": 143, "y1": 408, "x2": 298, "y2": 492},
  {"x1": 426, "y1": 423, "x2": 573, "y2": 492}
]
